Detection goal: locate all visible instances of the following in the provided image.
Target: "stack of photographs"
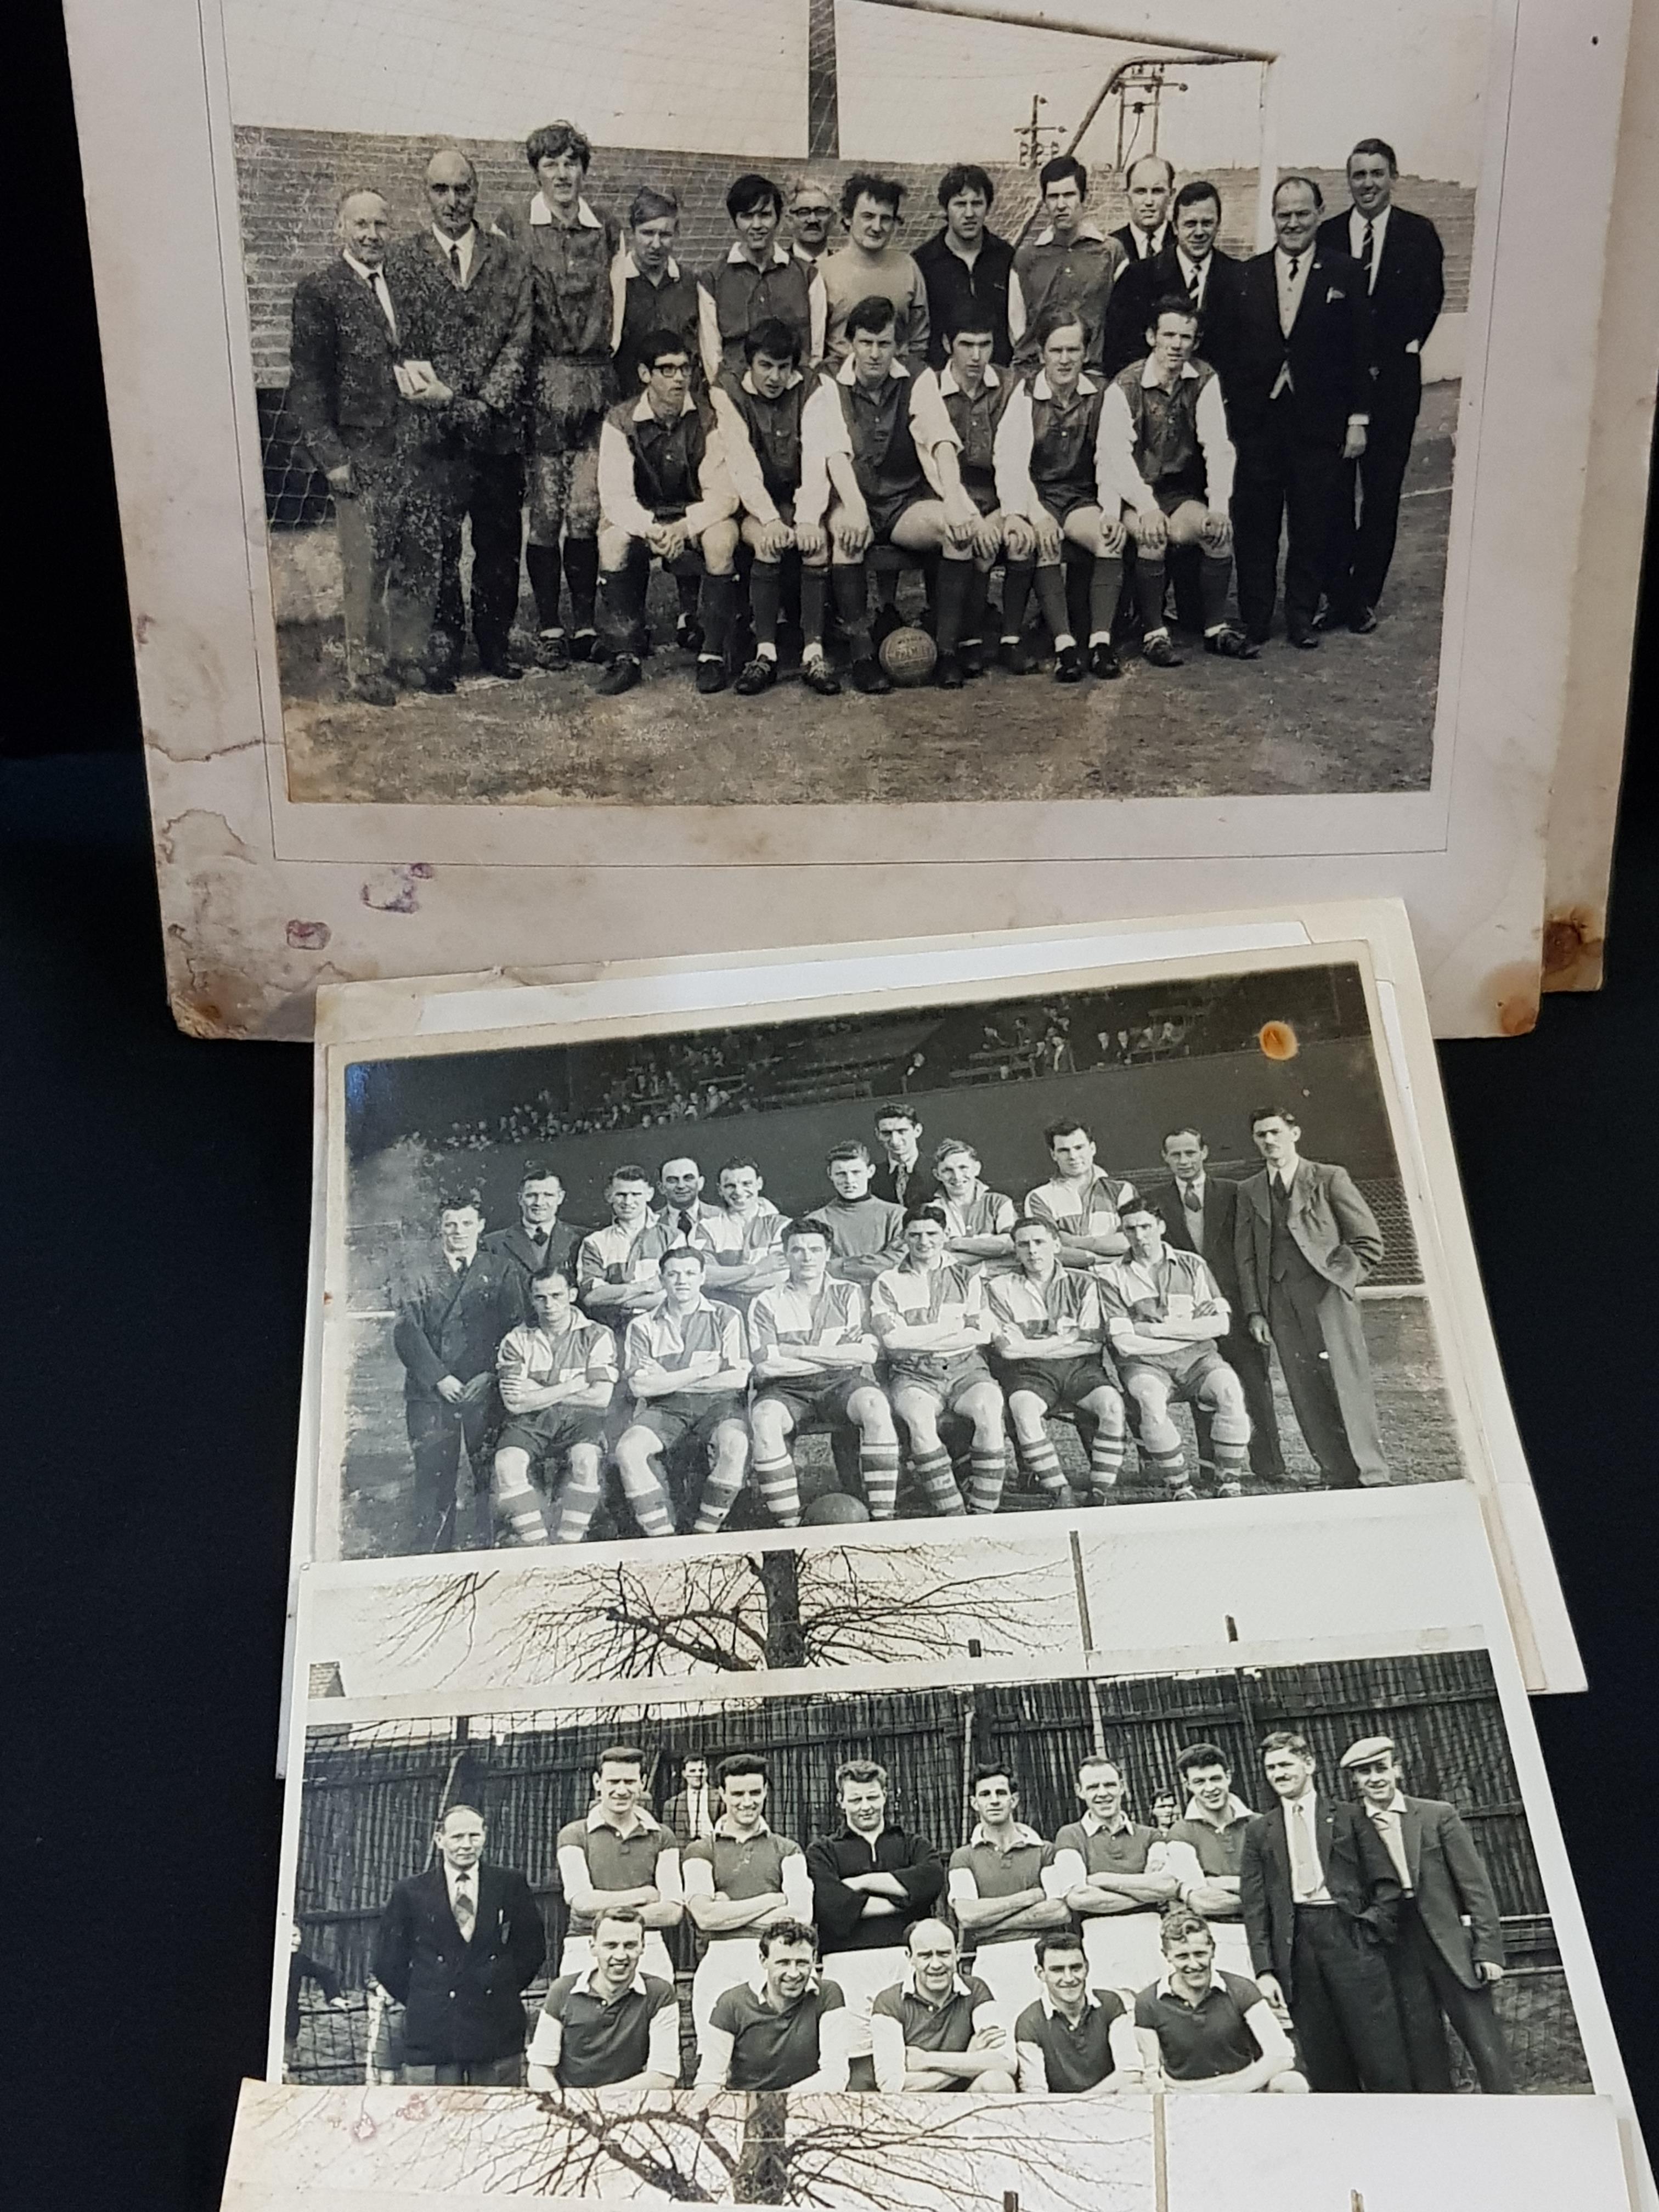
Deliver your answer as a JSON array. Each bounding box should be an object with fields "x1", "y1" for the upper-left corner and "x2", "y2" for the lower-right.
[{"x1": 223, "y1": 906, "x2": 1650, "y2": 2210}]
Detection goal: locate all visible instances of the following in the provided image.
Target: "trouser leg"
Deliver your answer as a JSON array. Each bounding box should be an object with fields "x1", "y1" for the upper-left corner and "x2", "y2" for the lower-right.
[
  {"x1": 1387, "y1": 1901, "x2": 1457, "y2": 2091},
  {"x1": 1350, "y1": 385, "x2": 1419, "y2": 611},
  {"x1": 335, "y1": 463, "x2": 390, "y2": 674},
  {"x1": 1282, "y1": 416, "x2": 1343, "y2": 635},
  {"x1": 1267, "y1": 1276, "x2": 1365, "y2": 1486},
  {"x1": 407, "y1": 1401, "x2": 463, "y2": 1553},
  {"x1": 1429, "y1": 1944, "x2": 1516, "y2": 2094},
  {"x1": 468, "y1": 450, "x2": 526, "y2": 659},
  {"x1": 1231, "y1": 430, "x2": 1285, "y2": 637},
  {"x1": 1222, "y1": 1327, "x2": 1286, "y2": 1480}
]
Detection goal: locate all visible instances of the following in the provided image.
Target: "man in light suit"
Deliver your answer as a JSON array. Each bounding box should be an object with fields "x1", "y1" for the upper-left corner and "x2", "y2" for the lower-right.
[
  {"x1": 393, "y1": 1190, "x2": 527, "y2": 1550},
  {"x1": 1239, "y1": 1731, "x2": 1410, "y2": 2092},
  {"x1": 1340, "y1": 1735, "x2": 1516, "y2": 2093},
  {"x1": 1227, "y1": 176, "x2": 1375, "y2": 647},
  {"x1": 1317, "y1": 140, "x2": 1444, "y2": 632},
  {"x1": 390, "y1": 149, "x2": 534, "y2": 682},
  {"x1": 1152, "y1": 1126, "x2": 1288, "y2": 1485},
  {"x1": 372, "y1": 1802, "x2": 546, "y2": 2085},
  {"x1": 663, "y1": 1754, "x2": 723, "y2": 1846},
  {"x1": 288, "y1": 188, "x2": 452, "y2": 704},
  {"x1": 1233, "y1": 1108, "x2": 1389, "y2": 1489}
]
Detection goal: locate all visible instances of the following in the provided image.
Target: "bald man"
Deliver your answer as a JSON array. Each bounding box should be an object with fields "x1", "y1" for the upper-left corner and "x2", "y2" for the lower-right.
[
  {"x1": 390, "y1": 150, "x2": 534, "y2": 682},
  {"x1": 289, "y1": 188, "x2": 453, "y2": 703}
]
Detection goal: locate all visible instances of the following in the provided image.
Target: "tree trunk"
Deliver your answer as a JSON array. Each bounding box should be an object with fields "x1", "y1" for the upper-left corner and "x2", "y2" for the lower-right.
[
  {"x1": 807, "y1": 0, "x2": 840, "y2": 158},
  {"x1": 732, "y1": 2091, "x2": 791, "y2": 2203},
  {"x1": 758, "y1": 1549, "x2": 809, "y2": 1668}
]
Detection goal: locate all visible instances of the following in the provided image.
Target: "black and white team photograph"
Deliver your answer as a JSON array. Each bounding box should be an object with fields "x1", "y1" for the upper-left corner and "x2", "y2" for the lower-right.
[
  {"x1": 317, "y1": 956, "x2": 1475, "y2": 1563},
  {"x1": 224, "y1": 0, "x2": 1483, "y2": 806}
]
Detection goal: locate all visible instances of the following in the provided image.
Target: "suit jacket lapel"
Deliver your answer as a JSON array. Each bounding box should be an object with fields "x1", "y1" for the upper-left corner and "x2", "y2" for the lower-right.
[
  {"x1": 1401, "y1": 1802, "x2": 1424, "y2": 1889},
  {"x1": 1288, "y1": 255, "x2": 1323, "y2": 338},
  {"x1": 1316, "y1": 1794, "x2": 1335, "y2": 1873}
]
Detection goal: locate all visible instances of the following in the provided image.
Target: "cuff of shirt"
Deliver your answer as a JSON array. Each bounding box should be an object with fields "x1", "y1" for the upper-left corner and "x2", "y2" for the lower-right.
[{"x1": 1347, "y1": 412, "x2": 1370, "y2": 427}]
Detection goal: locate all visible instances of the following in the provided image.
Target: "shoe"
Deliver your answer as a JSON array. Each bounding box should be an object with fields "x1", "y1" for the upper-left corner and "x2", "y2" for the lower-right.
[
  {"x1": 676, "y1": 614, "x2": 705, "y2": 657},
  {"x1": 1054, "y1": 642, "x2": 1085, "y2": 683},
  {"x1": 1348, "y1": 602, "x2": 1378, "y2": 635},
  {"x1": 1244, "y1": 624, "x2": 1271, "y2": 647},
  {"x1": 1089, "y1": 640, "x2": 1124, "y2": 678},
  {"x1": 695, "y1": 654, "x2": 727, "y2": 695},
  {"x1": 597, "y1": 654, "x2": 642, "y2": 696},
  {"x1": 1216, "y1": 1477, "x2": 1243, "y2": 1498},
  {"x1": 998, "y1": 638, "x2": 1037, "y2": 675},
  {"x1": 871, "y1": 604, "x2": 904, "y2": 648},
  {"x1": 733, "y1": 655, "x2": 777, "y2": 696},
  {"x1": 1311, "y1": 593, "x2": 1334, "y2": 631},
  {"x1": 477, "y1": 649, "x2": 523, "y2": 681},
  {"x1": 1141, "y1": 634, "x2": 1184, "y2": 669},
  {"x1": 800, "y1": 652, "x2": 841, "y2": 696},
  {"x1": 934, "y1": 650, "x2": 964, "y2": 690},
  {"x1": 850, "y1": 655, "x2": 893, "y2": 696},
  {"x1": 533, "y1": 629, "x2": 569, "y2": 670},
  {"x1": 387, "y1": 659, "x2": 428, "y2": 692},
  {"x1": 1204, "y1": 625, "x2": 1260, "y2": 660},
  {"x1": 1286, "y1": 625, "x2": 1321, "y2": 650},
  {"x1": 958, "y1": 637, "x2": 985, "y2": 678},
  {"x1": 347, "y1": 670, "x2": 398, "y2": 707},
  {"x1": 1167, "y1": 1482, "x2": 1199, "y2": 1502},
  {"x1": 568, "y1": 628, "x2": 598, "y2": 663},
  {"x1": 422, "y1": 665, "x2": 457, "y2": 695}
]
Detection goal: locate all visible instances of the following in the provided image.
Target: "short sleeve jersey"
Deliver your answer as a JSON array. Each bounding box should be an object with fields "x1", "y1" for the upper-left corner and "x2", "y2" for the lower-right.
[
  {"x1": 871, "y1": 1261, "x2": 986, "y2": 1350},
  {"x1": 1165, "y1": 1810, "x2": 1252, "y2": 1881},
  {"x1": 710, "y1": 1978, "x2": 845, "y2": 2090},
  {"x1": 938, "y1": 1187, "x2": 1017, "y2": 1241},
  {"x1": 1023, "y1": 1170, "x2": 1138, "y2": 1241},
  {"x1": 1134, "y1": 1970, "x2": 1264, "y2": 2081},
  {"x1": 496, "y1": 1318, "x2": 618, "y2": 1390},
  {"x1": 1014, "y1": 1988, "x2": 1126, "y2": 2092},
  {"x1": 871, "y1": 1972, "x2": 995, "y2": 2053},
  {"x1": 696, "y1": 1203, "x2": 783, "y2": 1264},
  {"x1": 622, "y1": 1296, "x2": 748, "y2": 1386},
  {"x1": 683, "y1": 1828, "x2": 802, "y2": 1908},
  {"x1": 535, "y1": 1971, "x2": 678, "y2": 2087},
  {"x1": 1095, "y1": 1249, "x2": 1227, "y2": 1375},
  {"x1": 985, "y1": 1265, "x2": 1101, "y2": 1340},
  {"x1": 949, "y1": 1832, "x2": 1056, "y2": 1943},
  {"x1": 577, "y1": 1217, "x2": 671, "y2": 1291},
  {"x1": 557, "y1": 1815, "x2": 676, "y2": 1940},
  {"x1": 749, "y1": 1279, "x2": 868, "y2": 1370},
  {"x1": 1055, "y1": 1816, "x2": 1160, "y2": 1880}
]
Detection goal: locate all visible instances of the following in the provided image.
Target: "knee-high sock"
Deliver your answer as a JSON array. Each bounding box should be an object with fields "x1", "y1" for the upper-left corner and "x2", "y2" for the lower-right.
[
  {"x1": 753, "y1": 1444, "x2": 801, "y2": 1525},
  {"x1": 966, "y1": 1443, "x2": 1007, "y2": 1514},
  {"x1": 961, "y1": 565, "x2": 991, "y2": 645},
  {"x1": 493, "y1": 1469, "x2": 551, "y2": 1545},
  {"x1": 860, "y1": 1437, "x2": 901, "y2": 1519},
  {"x1": 552, "y1": 1467, "x2": 603, "y2": 1544},
  {"x1": 934, "y1": 557, "x2": 970, "y2": 654},
  {"x1": 526, "y1": 543, "x2": 564, "y2": 631},
  {"x1": 832, "y1": 561, "x2": 873, "y2": 657},
  {"x1": 751, "y1": 560, "x2": 783, "y2": 649},
  {"x1": 693, "y1": 1454, "x2": 746, "y2": 1534},
  {"x1": 874, "y1": 566, "x2": 900, "y2": 608},
  {"x1": 1142, "y1": 1442, "x2": 1190, "y2": 1492},
  {"x1": 618, "y1": 1459, "x2": 675, "y2": 1537},
  {"x1": 700, "y1": 573, "x2": 737, "y2": 657},
  {"x1": 911, "y1": 1446, "x2": 965, "y2": 1516},
  {"x1": 599, "y1": 562, "x2": 648, "y2": 657},
  {"x1": 1200, "y1": 549, "x2": 1233, "y2": 630},
  {"x1": 800, "y1": 566, "x2": 829, "y2": 649},
  {"x1": 676, "y1": 570, "x2": 702, "y2": 623},
  {"x1": 1089, "y1": 1418, "x2": 1125, "y2": 1494},
  {"x1": 1016, "y1": 1430, "x2": 1070, "y2": 1498},
  {"x1": 1132, "y1": 555, "x2": 1168, "y2": 633},
  {"x1": 563, "y1": 536, "x2": 600, "y2": 634},
  {"x1": 1090, "y1": 555, "x2": 1125, "y2": 641},
  {"x1": 1034, "y1": 563, "x2": 1073, "y2": 645},
  {"x1": 1000, "y1": 562, "x2": 1034, "y2": 642}
]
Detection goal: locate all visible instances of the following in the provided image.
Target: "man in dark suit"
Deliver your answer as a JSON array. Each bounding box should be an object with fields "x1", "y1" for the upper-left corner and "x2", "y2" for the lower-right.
[
  {"x1": 1340, "y1": 1735, "x2": 1516, "y2": 2092},
  {"x1": 372, "y1": 1802, "x2": 546, "y2": 2085},
  {"x1": 1111, "y1": 154, "x2": 1175, "y2": 267},
  {"x1": 1228, "y1": 176, "x2": 1375, "y2": 647},
  {"x1": 479, "y1": 1161, "x2": 580, "y2": 1307},
  {"x1": 1102, "y1": 180, "x2": 1247, "y2": 390},
  {"x1": 1233, "y1": 1108, "x2": 1389, "y2": 1489},
  {"x1": 393, "y1": 1190, "x2": 527, "y2": 1550},
  {"x1": 390, "y1": 149, "x2": 534, "y2": 681},
  {"x1": 1152, "y1": 1126, "x2": 1288, "y2": 1483},
  {"x1": 1240, "y1": 1730, "x2": 1410, "y2": 2092},
  {"x1": 288, "y1": 189, "x2": 452, "y2": 705},
  {"x1": 1318, "y1": 140, "x2": 1444, "y2": 632},
  {"x1": 871, "y1": 1104, "x2": 927, "y2": 1210},
  {"x1": 663, "y1": 1754, "x2": 723, "y2": 1846}
]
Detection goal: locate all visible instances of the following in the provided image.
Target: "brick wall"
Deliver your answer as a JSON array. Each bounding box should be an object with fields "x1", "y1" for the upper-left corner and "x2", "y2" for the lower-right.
[{"x1": 235, "y1": 124, "x2": 1475, "y2": 387}]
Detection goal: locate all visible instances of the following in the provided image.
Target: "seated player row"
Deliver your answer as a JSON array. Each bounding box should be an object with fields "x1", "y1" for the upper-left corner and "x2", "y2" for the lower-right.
[
  {"x1": 593, "y1": 293, "x2": 1255, "y2": 701},
  {"x1": 368, "y1": 1733, "x2": 1513, "y2": 2097}
]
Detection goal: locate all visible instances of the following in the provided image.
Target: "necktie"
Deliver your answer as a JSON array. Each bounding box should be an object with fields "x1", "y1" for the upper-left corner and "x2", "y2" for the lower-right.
[
  {"x1": 1359, "y1": 220, "x2": 1375, "y2": 278},
  {"x1": 1183, "y1": 1183, "x2": 1203, "y2": 1214},
  {"x1": 677, "y1": 1209, "x2": 694, "y2": 1237},
  {"x1": 1187, "y1": 261, "x2": 1202, "y2": 307},
  {"x1": 1289, "y1": 1797, "x2": 1321, "y2": 1896},
  {"x1": 452, "y1": 1875, "x2": 476, "y2": 1940},
  {"x1": 370, "y1": 270, "x2": 397, "y2": 340},
  {"x1": 449, "y1": 241, "x2": 464, "y2": 287},
  {"x1": 1286, "y1": 253, "x2": 1301, "y2": 285}
]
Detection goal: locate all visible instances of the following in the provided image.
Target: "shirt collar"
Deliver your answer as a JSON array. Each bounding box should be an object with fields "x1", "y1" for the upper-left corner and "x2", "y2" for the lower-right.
[
  {"x1": 939, "y1": 362, "x2": 1001, "y2": 398},
  {"x1": 1032, "y1": 369, "x2": 1100, "y2": 400},
  {"x1": 342, "y1": 251, "x2": 388, "y2": 286},
  {"x1": 1081, "y1": 1808, "x2": 1132, "y2": 1836},
  {"x1": 713, "y1": 1814, "x2": 772, "y2": 1839},
  {"x1": 1156, "y1": 1963, "x2": 1229, "y2": 1999},
  {"x1": 748, "y1": 1968, "x2": 820, "y2": 2003},
  {"x1": 901, "y1": 1963, "x2": 972, "y2": 2001},
  {"x1": 1140, "y1": 354, "x2": 1201, "y2": 387},
  {"x1": 433, "y1": 221, "x2": 477, "y2": 253},
  {"x1": 586, "y1": 1802, "x2": 662, "y2": 1835},
  {"x1": 618, "y1": 249, "x2": 681, "y2": 283},
  {"x1": 1032, "y1": 219, "x2": 1108, "y2": 248},
  {"x1": 1039, "y1": 1987, "x2": 1104, "y2": 2019},
  {"x1": 740, "y1": 366, "x2": 804, "y2": 394},
  {"x1": 726, "y1": 239, "x2": 792, "y2": 268},
  {"x1": 837, "y1": 354, "x2": 909, "y2": 385},
  {"x1": 583, "y1": 1966, "x2": 651, "y2": 1999},
  {"x1": 968, "y1": 1819, "x2": 1045, "y2": 1850},
  {"x1": 531, "y1": 192, "x2": 601, "y2": 229},
  {"x1": 631, "y1": 391, "x2": 699, "y2": 424},
  {"x1": 1182, "y1": 1792, "x2": 1254, "y2": 1829},
  {"x1": 1275, "y1": 243, "x2": 1313, "y2": 267},
  {"x1": 1371, "y1": 1791, "x2": 1407, "y2": 1818}
]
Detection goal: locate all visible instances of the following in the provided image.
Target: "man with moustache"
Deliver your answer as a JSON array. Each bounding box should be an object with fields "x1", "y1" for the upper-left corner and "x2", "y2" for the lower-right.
[
  {"x1": 787, "y1": 177, "x2": 837, "y2": 274},
  {"x1": 391, "y1": 148, "x2": 533, "y2": 683}
]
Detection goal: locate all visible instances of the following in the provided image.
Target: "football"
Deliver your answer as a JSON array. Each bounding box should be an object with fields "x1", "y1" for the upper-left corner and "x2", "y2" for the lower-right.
[
  {"x1": 877, "y1": 624, "x2": 938, "y2": 686},
  {"x1": 799, "y1": 1491, "x2": 873, "y2": 1525}
]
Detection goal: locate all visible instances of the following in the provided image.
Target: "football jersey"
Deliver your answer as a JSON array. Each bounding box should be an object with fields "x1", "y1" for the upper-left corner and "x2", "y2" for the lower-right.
[
  {"x1": 577, "y1": 1217, "x2": 672, "y2": 1290},
  {"x1": 935, "y1": 1185, "x2": 1017, "y2": 1261},
  {"x1": 749, "y1": 1279, "x2": 869, "y2": 1367},
  {"x1": 496, "y1": 1317, "x2": 618, "y2": 1391},
  {"x1": 1096, "y1": 1248, "x2": 1227, "y2": 1336},
  {"x1": 623, "y1": 1294, "x2": 748, "y2": 1386},
  {"x1": 1023, "y1": 1170, "x2": 1138, "y2": 1241},
  {"x1": 985, "y1": 1265, "x2": 1101, "y2": 1340},
  {"x1": 871, "y1": 1261, "x2": 987, "y2": 1347}
]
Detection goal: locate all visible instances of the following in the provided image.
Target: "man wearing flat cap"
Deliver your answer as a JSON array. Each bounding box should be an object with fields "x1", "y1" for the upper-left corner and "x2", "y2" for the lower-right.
[{"x1": 1340, "y1": 1734, "x2": 1515, "y2": 2093}]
